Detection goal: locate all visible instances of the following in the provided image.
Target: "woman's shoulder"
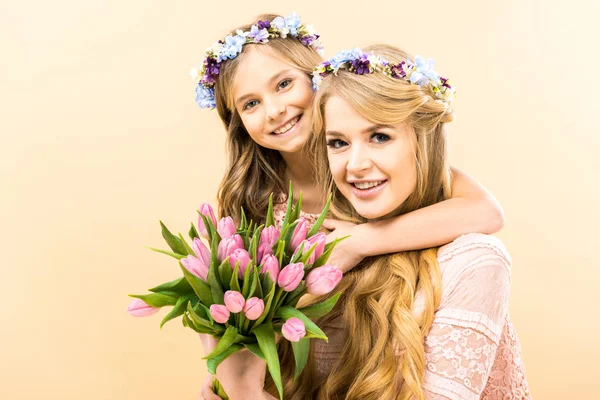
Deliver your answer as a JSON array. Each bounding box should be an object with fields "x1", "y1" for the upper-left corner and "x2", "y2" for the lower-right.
[{"x1": 436, "y1": 233, "x2": 512, "y2": 288}]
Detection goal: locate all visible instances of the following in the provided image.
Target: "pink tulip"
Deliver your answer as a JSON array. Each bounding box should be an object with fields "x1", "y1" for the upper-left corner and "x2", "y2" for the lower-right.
[
  {"x1": 224, "y1": 290, "x2": 245, "y2": 313},
  {"x1": 209, "y1": 304, "x2": 230, "y2": 324},
  {"x1": 306, "y1": 264, "x2": 343, "y2": 295},
  {"x1": 289, "y1": 218, "x2": 308, "y2": 251},
  {"x1": 181, "y1": 254, "x2": 209, "y2": 281},
  {"x1": 259, "y1": 254, "x2": 280, "y2": 282},
  {"x1": 243, "y1": 297, "x2": 265, "y2": 320},
  {"x1": 259, "y1": 225, "x2": 280, "y2": 248},
  {"x1": 294, "y1": 232, "x2": 327, "y2": 265},
  {"x1": 192, "y1": 238, "x2": 211, "y2": 266},
  {"x1": 217, "y1": 234, "x2": 244, "y2": 262},
  {"x1": 127, "y1": 298, "x2": 160, "y2": 317},
  {"x1": 217, "y1": 217, "x2": 236, "y2": 239},
  {"x1": 256, "y1": 242, "x2": 273, "y2": 264},
  {"x1": 198, "y1": 203, "x2": 217, "y2": 239},
  {"x1": 277, "y1": 262, "x2": 305, "y2": 292},
  {"x1": 229, "y1": 248, "x2": 252, "y2": 279},
  {"x1": 281, "y1": 317, "x2": 306, "y2": 342}
]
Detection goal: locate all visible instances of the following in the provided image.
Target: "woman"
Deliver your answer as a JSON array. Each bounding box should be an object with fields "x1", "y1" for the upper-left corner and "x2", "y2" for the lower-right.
[{"x1": 200, "y1": 44, "x2": 529, "y2": 400}]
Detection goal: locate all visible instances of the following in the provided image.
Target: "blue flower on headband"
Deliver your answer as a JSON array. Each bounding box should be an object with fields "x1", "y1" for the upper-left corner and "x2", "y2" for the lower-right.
[
  {"x1": 285, "y1": 12, "x2": 302, "y2": 36},
  {"x1": 195, "y1": 84, "x2": 216, "y2": 109},
  {"x1": 218, "y1": 34, "x2": 246, "y2": 62},
  {"x1": 410, "y1": 55, "x2": 440, "y2": 86},
  {"x1": 248, "y1": 25, "x2": 269, "y2": 43},
  {"x1": 329, "y1": 49, "x2": 357, "y2": 70}
]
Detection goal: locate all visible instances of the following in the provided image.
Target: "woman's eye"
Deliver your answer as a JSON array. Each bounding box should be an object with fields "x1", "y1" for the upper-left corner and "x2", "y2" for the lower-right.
[
  {"x1": 243, "y1": 100, "x2": 259, "y2": 110},
  {"x1": 326, "y1": 139, "x2": 347, "y2": 149},
  {"x1": 372, "y1": 133, "x2": 390, "y2": 143},
  {"x1": 278, "y1": 79, "x2": 292, "y2": 90}
]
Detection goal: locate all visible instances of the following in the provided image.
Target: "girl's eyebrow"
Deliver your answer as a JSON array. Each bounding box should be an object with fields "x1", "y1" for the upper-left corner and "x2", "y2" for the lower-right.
[{"x1": 235, "y1": 69, "x2": 295, "y2": 107}]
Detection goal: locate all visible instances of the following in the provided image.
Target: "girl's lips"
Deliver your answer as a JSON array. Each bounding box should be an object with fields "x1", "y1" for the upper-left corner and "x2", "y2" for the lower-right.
[
  {"x1": 349, "y1": 180, "x2": 388, "y2": 199},
  {"x1": 271, "y1": 114, "x2": 302, "y2": 137}
]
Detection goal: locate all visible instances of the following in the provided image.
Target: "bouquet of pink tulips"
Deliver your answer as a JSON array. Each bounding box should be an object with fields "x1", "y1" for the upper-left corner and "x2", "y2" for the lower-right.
[{"x1": 128, "y1": 188, "x2": 344, "y2": 399}]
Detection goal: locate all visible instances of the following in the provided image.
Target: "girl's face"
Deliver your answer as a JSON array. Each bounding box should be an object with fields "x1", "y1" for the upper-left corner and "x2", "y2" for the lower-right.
[
  {"x1": 232, "y1": 46, "x2": 315, "y2": 155},
  {"x1": 324, "y1": 95, "x2": 417, "y2": 220}
]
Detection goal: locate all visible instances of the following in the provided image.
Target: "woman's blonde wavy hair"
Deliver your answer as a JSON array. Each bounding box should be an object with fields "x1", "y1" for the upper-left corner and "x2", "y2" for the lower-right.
[
  {"x1": 213, "y1": 14, "x2": 324, "y2": 224},
  {"x1": 266, "y1": 44, "x2": 455, "y2": 399}
]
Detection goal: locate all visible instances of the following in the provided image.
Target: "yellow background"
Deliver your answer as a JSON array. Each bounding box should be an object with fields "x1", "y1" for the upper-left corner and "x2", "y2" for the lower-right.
[{"x1": 2, "y1": 1, "x2": 599, "y2": 398}]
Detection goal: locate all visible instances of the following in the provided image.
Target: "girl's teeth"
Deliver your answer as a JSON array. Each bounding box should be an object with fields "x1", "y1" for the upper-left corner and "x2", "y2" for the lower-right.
[
  {"x1": 353, "y1": 181, "x2": 384, "y2": 190},
  {"x1": 274, "y1": 116, "x2": 300, "y2": 134}
]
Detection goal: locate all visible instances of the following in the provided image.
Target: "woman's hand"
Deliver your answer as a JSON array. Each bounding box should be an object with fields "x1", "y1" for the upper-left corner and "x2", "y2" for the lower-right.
[
  {"x1": 322, "y1": 219, "x2": 365, "y2": 273},
  {"x1": 199, "y1": 374, "x2": 221, "y2": 400}
]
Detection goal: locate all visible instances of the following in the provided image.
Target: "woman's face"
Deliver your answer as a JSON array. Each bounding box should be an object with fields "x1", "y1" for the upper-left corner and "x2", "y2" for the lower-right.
[
  {"x1": 324, "y1": 95, "x2": 417, "y2": 220},
  {"x1": 231, "y1": 46, "x2": 315, "y2": 155}
]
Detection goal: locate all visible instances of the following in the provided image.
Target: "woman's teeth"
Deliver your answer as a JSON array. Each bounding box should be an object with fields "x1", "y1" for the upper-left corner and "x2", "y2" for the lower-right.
[
  {"x1": 353, "y1": 181, "x2": 385, "y2": 190},
  {"x1": 273, "y1": 115, "x2": 300, "y2": 135}
]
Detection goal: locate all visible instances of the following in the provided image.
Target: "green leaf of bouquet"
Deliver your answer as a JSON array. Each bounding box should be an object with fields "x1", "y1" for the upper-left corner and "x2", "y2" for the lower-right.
[
  {"x1": 254, "y1": 323, "x2": 283, "y2": 400},
  {"x1": 204, "y1": 325, "x2": 239, "y2": 360},
  {"x1": 275, "y1": 306, "x2": 328, "y2": 341},
  {"x1": 189, "y1": 222, "x2": 200, "y2": 241},
  {"x1": 182, "y1": 313, "x2": 213, "y2": 334},
  {"x1": 180, "y1": 263, "x2": 214, "y2": 306},
  {"x1": 282, "y1": 219, "x2": 301, "y2": 251},
  {"x1": 311, "y1": 236, "x2": 350, "y2": 269},
  {"x1": 298, "y1": 292, "x2": 342, "y2": 319},
  {"x1": 199, "y1": 212, "x2": 219, "y2": 245},
  {"x1": 307, "y1": 194, "x2": 332, "y2": 238},
  {"x1": 129, "y1": 292, "x2": 177, "y2": 308},
  {"x1": 160, "y1": 294, "x2": 195, "y2": 328},
  {"x1": 218, "y1": 259, "x2": 233, "y2": 292},
  {"x1": 147, "y1": 247, "x2": 187, "y2": 260},
  {"x1": 210, "y1": 231, "x2": 220, "y2": 269},
  {"x1": 280, "y1": 182, "x2": 295, "y2": 231},
  {"x1": 187, "y1": 302, "x2": 225, "y2": 334},
  {"x1": 251, "y1": 283, "x2": 276, "y2": 328},
  {"x1": 266, "y1": 193, "x2": 275, "y2": 227},
  {"x1": 243, "y1": 343, "x2": 265, "y2": 359},
  {"x1": 250, "y1": 224, "x2": 263, "y2": 262},
  {"x1": 251, "y1": 267, "x2": 263, "y2": 299},
  {"x1": 160, "y1": 221, "x2": 188, "y2": 255},
  {"x1": 240, "y1": 207, "x2": 248, "y2": 231},
  {"x1": 208, "y1": 262, "x2": 224, "y2": 305},
  {"x1": 230, "y1": 262, "x2": 241, "y2": 293},
  {"x1": 282, "y1": 282, "x2": 306, "y2": 308},
  {"x1": 207, "y1": 343, "x2": 243, "y2": 375},
  {"x1": 241, "y1": 262, "x2": 253, "y2": 298},
  {"x1": 274, "y1": 240, "x2": 286, "y2": 267},
  {"x1": 247, "y1": 266, "x2": 259, "y2": 299},
  {"x1": 149, "y1": 276, "x2": 192, "y2": 296},
  {"x1": 196, "y1": 302, "x2": 212, "y2": 323},
  {"x1": 292, "y1": 191, "x2": 303, "y2": 222},
  {"x1": 291, "y1": 338, "x2": 310, "y2": 379},
  {"x1": 290, "y1": 241, "x2": 306, "y2": 264},
  {"x1": 178, "y1": 233, "x2": 195, "y2": 256}
]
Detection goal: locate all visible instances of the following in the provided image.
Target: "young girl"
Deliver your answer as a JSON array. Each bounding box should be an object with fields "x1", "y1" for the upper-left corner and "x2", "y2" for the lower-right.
[
  {"x1": 200, "y1": 45, "x2": 529, "y2": 399},
  {"x1": 191, "y1": 13, "x2": 504, "y2": 274}
]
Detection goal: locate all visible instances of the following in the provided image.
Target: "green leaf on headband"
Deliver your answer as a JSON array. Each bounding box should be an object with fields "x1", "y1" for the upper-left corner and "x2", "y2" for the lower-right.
[
  {"x1": 298, "y1": 292, "x2": 341, "y2": 319},
  {"x1": 204, "y1": 325, "x2": 239, "y2": 360},
  {"x1": 254, "y1": 323, "x2": 283, "y2": 399},
  {"x1": 281, "y1": 182, "x2": 295, "y2": 231},
  {"x1": 189, "y1": 222, "x2": 199, "y2": 241},
  {"x1": 207, "y1": 261, "x2": 224, "y2": 305},
  {"x1": 147, "y1": 247, "x2": 187, "y2": 260},
  {"x1": 307, "y1": 194, "x2": 332, "y2": 237},
  {"x1": 218, "y1": 259, "x2": 233, "y2": 292},
  {"x1": 207, "y1": 344, "x2": 244, "y2": 375},
  {"x1": 292, "y1": 338, "x2": 310, "y2": 379},
  {"x1": 160, "y1": 221, "x2": 188, "y2": 255},
  {"x1": 310, "y1": 236, "x2": 350, "y2": 270},
  {"x1": 160, "y1": 294, "x2": 195, "y2": 328},
  {"x1": 266, "y1": 193, "x2": 275, "y2": 227},
  {"x1": 180, "y1": 263, "x2": 213, "y2": 306},
  {"x1": 149, "y1": 276, "x2": 192, "y2": 296},
  {"x1": 275, "y1": 306, "x2": 328, "y2": 341},
  {"x1": 129, "y1": 292, "x2": 177, "y2": 308}
]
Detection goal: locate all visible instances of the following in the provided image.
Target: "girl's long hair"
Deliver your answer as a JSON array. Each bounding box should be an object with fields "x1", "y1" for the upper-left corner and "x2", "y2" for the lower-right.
[
  {"x1": 213, "y1": 14, "x2": 323, "y2": 224},
  {"x1": 267, "y1": 44, "x2": 455, "y2": 399}
]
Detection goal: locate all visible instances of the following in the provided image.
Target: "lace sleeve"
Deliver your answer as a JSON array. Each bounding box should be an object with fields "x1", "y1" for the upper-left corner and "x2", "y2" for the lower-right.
[{"x1": 422, "y1": 235, "x2": 511, "y2": 400}]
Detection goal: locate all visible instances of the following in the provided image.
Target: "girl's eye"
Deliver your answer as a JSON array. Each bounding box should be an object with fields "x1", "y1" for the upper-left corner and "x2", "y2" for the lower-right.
[
  {"x1": 278, "y1": 79, "x2": 292, "y2": 90},
  {"x1": 372, "y1": 133, "x2": 390, "y2": 143},
  {"x1": 243, "y1": 100, "x2": 259, "y2": 110},
  {"x1": 326, "y1": 139, "x2": 347, "y2": 149}
]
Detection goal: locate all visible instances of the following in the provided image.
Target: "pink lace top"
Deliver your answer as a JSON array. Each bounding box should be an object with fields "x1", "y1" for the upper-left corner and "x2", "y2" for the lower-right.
[{"x1": 273, "y1": 199, "x2": 530, "y2": 399}]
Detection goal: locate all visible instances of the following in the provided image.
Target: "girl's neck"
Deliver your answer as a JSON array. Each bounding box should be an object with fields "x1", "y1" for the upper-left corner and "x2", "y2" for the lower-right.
[{"x1": 280, "y1": 149, "x2": 323, "y2": 214}]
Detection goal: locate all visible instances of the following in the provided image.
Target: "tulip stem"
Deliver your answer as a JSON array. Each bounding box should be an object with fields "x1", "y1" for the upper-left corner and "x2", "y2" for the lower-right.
[{"x1": 267, "y1": 288, "x2": 284, "y2": 323}]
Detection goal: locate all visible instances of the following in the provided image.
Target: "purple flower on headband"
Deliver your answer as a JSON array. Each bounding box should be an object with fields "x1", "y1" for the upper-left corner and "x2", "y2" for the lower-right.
[
  {"x1": 248, "y1": 25, "x2": 269, "y2": 43},
  {"x1": 202, "y1": 57, "x2": 221, "y2": 84},
  {"x1": 440, "y1": 76, "x2": 452, "y2": 89},
  {"x1": 300, "y1": 35, "x2": 318, "y2": 46},
  {"x1": 257, "y1": 20, "x2": 271, "y2": 29},
  {"x1": 390, "y1": 61, "x2": 407, "y2": 79},
  {"x1": 351, "y1": 52, "x2": 371, "y2": 75}
]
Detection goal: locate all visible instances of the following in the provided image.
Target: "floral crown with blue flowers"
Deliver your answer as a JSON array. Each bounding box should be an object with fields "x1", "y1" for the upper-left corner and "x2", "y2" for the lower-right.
[
  {"x1": 312, "y1": 48, "x2": 455, "y2": 104},
  {"x1": 190, "y1": 12, "x2": 324, "y2": 109}
]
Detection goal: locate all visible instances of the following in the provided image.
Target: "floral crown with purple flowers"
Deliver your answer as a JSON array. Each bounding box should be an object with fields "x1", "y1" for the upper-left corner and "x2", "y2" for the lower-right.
[
  {"x1": 312, "y1": 48, "x2": 455, "y2": 104},
  {"x1": 190, "y1": 12, "x2": 324, "y2": 109}
]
